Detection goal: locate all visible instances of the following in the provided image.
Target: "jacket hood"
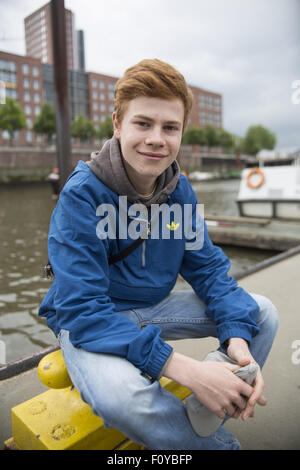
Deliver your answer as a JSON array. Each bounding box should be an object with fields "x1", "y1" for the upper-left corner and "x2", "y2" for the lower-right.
[{"x1": 86, "y1": 136, "x2": 180, "y2": 206}]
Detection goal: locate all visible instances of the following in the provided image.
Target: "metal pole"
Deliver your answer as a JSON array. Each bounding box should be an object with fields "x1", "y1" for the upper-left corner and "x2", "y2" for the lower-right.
[{"x1": 50, "y1": 0, "x2": 72, "y2": 191}]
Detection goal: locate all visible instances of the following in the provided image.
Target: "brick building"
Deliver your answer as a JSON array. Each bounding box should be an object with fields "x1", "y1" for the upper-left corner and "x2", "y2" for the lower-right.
[
  {"x1": 88, "y1": 72, "x2": 118, "y2": 125},
  {"x1": 0, "y1": 50, "x2": 43, "y2": 146},
  {"x1": 24, "y1": 2, "x2": 79, "y2": 71},
  {"x1": 0, "y1": 2, "x2": 223, "y2": 147},
  {"x1": 0, "y1": 48, "x2": 223, "y2": 147},
  {"x1": 189, "y1": 85, "x2": 222, "y2": 129}
]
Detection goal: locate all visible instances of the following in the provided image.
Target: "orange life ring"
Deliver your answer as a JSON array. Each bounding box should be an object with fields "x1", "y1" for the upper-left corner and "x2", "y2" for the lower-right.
[{"x1": 246, "y1": 167, "x2": 265, "y2": 189}]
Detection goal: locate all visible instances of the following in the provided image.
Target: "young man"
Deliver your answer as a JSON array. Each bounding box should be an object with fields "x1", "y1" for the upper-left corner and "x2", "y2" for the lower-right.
[{"x1": 39, "y1": 59, "x2": 278, "y2": 450}]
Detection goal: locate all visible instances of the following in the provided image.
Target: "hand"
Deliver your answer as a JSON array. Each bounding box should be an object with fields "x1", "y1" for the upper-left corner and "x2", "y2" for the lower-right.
[
  {"x1": 227, "y1": 337, "x2": 267, "y2": 420},
  {"x1": 164, "y1": 352, "x2": 254, "y2": 420}
]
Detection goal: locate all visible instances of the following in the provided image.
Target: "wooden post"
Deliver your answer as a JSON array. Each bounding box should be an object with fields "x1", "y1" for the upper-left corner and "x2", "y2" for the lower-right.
[{"x1": 50, "y1": 0, "x2": 72, "y2": 191}]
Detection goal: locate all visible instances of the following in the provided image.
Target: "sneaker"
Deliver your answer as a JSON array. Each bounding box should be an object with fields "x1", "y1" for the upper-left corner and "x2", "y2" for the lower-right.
[{"x1": 185, "y1": 350, "x2": 258, "y2": 437}]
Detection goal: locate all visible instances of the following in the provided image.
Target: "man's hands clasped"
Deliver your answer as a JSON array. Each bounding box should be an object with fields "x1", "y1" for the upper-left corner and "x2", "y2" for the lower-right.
[
  {"x1": 164, "y1": 338, "x2": 267, "y2": 423},
  {"x1": 226, "y1": 337, "x2": 267, "y2": 421}
]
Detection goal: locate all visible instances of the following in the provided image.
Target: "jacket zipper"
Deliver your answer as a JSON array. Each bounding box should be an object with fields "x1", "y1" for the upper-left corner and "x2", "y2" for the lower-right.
[
  {"x1": 128, "y1": 216, "x2": 151, "y2": 268},
  {"x1": 142, "y1": 219, "x2": 151, "y2": 267}
]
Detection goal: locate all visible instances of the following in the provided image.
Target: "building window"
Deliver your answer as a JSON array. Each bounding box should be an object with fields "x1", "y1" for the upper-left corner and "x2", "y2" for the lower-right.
[
  {"x1": 108, "y1": 82, "x2": 115, "y2": 91},
  {"x1": 2, "y1": 130, "x2": 10, "y2": 140},
  {"x1": 93, "y1": 102, "x2": 98, "y2": 110},
  {"x1": 92, "y1": 90, "x2": 98, "y2": 99},
  {"x1": 33, "y1": 79, "x2": 39, "y2": 90},
  {"x1": 34, "y1": 105, "x2": 40, "y2": 116},
  {"x1": 34, "y1": 92, "x2": 40, "y2": 103},
  {"x1": 100, "y1": 92, "x2": 105, "y2": 100},
  {"x1": 93, "y1": 113, "x2": 99, "y2": 121},
  {"x1": 32, "y1": 66, "x2": 39, "y2": 76},
  {"x1": 100, "y1": 103, "x2": 106, "y2": 112},
  {"x1": 200, "y1": 111, "x2": 206, "y2": 124},
  {"x1": 24, "y1": 104, "x2": 31, "y2": 115},
  {"x1": 99, "y1": 80, "x2": 105, "y2": 89},
  {"x1": 24, "y1": 91, "x2": 31, "y2": 102},
  {"x1": 0, "y1": 70, "x2": 17, "y2": 84},
  {"x1": 0, "y1": 59, "x2": 16, "y2": 72},
  {"x1": 214, "y1": 97, "x2": 221, "y2": 110},
  {"x1": 109, "y1": 104, "x2": 114, "y2": 113},
  {"x1": 6, "y1": 88, "x2": 18, "y2": 99},
  {"x1": 108, "y1": 91, "x2": 114, "y2": 100},
  {"x1": 26, "y1": 130, "x2": 32, "y2": 142},
  {"x1": 26, "y1": 117, "x2": 32, "y2": 128},
  {"x1": 92, "y1": 79, "x2": 97, "y2": 88},
  {"x1": 22, "y1": 64, "x2": 30, "y2": 75},
  {"x1": 23, "y1": 77, "x2": 30, "y2": 88},
  {"x1": 200, "y1": 95, "x2": 206, "y2": 106}
]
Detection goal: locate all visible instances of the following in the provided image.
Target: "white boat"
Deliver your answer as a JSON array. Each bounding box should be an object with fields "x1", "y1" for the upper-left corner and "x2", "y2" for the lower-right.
[
  {"x1": 188, "y1": 171, "x2": 215, "y2": 181},
  {"x1": 236, "y1": 160, "x2": 300, "y2": 220}
]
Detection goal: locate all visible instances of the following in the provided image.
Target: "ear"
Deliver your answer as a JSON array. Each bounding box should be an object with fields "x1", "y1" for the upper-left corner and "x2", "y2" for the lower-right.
[{"x1": 112, "y1": 112, "x2": 121, "y2": 139}]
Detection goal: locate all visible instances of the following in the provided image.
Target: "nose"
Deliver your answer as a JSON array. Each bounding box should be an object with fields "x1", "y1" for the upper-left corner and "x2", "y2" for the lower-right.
[{"x1": 144, "y1": 126, "x2": 165, "y2": 147}]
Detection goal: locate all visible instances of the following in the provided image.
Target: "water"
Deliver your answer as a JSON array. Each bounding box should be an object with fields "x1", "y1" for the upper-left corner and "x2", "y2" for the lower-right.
[{"x1": 0, "y1": 179, "x2": 277, "y2": 363}]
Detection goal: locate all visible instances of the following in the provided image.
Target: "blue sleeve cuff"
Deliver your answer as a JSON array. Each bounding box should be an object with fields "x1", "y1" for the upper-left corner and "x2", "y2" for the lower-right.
[
  {"x1": 145, "y1": 340, "x2": 173, "y2": 380},
  {"x1": 217, "y1": 321, "x2": 259, "y2": 347}
]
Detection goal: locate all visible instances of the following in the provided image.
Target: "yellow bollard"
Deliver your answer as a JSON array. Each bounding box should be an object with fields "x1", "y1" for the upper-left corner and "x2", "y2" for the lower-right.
[
  {"x1": 5, "y1": 350, "x2": 191, "y2": 450},
  {"x1": 37, "y1": 349, "x2": 72, "y2": 389},
  {"x1": 7, "y1": 349, "x2": 128, "y2": 450}
]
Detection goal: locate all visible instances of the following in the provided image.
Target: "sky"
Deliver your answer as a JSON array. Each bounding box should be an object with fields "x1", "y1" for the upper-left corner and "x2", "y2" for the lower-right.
[{"x1": 0, "y1": 0, "x2": 299, "y2": 150}]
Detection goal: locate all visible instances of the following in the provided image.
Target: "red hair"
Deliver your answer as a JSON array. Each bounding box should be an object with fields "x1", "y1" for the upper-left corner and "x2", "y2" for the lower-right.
[{"x1": 114, "y1": 59, "x2": 193, "y2": 131}]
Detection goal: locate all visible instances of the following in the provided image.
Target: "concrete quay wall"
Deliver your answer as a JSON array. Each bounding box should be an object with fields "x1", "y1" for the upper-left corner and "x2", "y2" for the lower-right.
[{"x1": 0, "y1": 145, "x2": 250, "y2": 183}]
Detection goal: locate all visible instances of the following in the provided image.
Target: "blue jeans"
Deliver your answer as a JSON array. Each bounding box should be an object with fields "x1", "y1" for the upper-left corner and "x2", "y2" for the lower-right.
[{"x1": 58, "y1": 290, "x2": 278, "y2": 450}]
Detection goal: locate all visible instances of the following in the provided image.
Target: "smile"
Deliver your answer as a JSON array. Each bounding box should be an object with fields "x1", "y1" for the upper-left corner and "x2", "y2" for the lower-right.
[{"x1": 137, "y1": 152, "x2": 168, "y2": 160}]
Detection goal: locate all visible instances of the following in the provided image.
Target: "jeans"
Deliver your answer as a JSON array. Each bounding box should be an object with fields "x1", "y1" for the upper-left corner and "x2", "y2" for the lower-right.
[{"x1": 58, "y1": 290, "x2": 278, "y2": 450}]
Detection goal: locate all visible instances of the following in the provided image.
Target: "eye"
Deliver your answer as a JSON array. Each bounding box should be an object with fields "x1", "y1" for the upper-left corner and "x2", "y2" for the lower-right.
[
  {"x1": 135, "y1": 121, "x2": 150, "y2": 128},
  {"x1": 164, "y1": 125, "x2": 179, "y2": 132}
]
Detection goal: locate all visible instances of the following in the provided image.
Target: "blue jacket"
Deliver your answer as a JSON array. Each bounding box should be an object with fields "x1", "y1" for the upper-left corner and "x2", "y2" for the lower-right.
[{"x1": 39, "y1": 160, "x2": 260, "y2": 379}]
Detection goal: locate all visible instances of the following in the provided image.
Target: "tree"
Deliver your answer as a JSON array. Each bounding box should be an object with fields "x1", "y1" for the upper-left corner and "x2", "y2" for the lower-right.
[
  {"x1": 182, "y1": 126, "x2": 207, "y2": 145},
  {"x1": 33, "y1": 102, "x2": 56, "y2": 142},
  {"x1": 97, "y1": 116, "x2": 114, "y2": 140},
  {"x1": 71, "y1": 113, "x2": 96, "y2": 142},
  {"x1": 0, "y1": 97, "x2": 27, "y2": 145},
  {"x1": 218, "y1": 129, "x2": 235, "y2": 153},
  {"x1": 204, "y1": 125, "x2": 220, "y2": 148},
  {"x1": 243, "y1": 125, "x2": 276, "y2": 155}
]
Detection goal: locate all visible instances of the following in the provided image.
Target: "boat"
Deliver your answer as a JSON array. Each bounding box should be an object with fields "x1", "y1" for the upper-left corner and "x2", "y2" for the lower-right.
[
  {"x1": 188, "y1": 171, "x2": 215, "y2": 182},
  {"x1": 236, "y1": 157, "x2": 300, "y2": 220}
]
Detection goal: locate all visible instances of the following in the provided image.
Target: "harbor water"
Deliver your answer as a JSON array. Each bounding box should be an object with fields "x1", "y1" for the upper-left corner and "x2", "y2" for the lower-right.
[{"x1": 0, "y1": 179, "x2": 278, "y2": 363}]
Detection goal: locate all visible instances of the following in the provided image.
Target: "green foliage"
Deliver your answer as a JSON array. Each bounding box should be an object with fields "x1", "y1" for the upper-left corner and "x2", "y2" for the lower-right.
[
  {"x1": 182, "y1": 125, "x2": 233, "y2": 150},
  {"x1": 33, "y1": 103, "x2": 56, "y2": 141},
  {"x1": 182, "y1": 126, "x2": 207, "y2": 145},
  {"x1": 97, "y1": 116, "x2": 114, "y2": 139},
  {"x1": 181, "y1": 122, "x2": 277, "y2": 156},
  {"x1": 218, "y1": 129, "x2": 235, "y2": 152},
  {"x1": 242, "y1": 125, "x2": 276, "y2": 155},
  {"x1": 71, "y1": 113, "x2": 96, "y2": 141},
  {"x1": 0, "y1": 97, "x2": 27, "y2": 143},
  {"x1": 203, "y1": 125, "x2": 220, "y2": 147}
]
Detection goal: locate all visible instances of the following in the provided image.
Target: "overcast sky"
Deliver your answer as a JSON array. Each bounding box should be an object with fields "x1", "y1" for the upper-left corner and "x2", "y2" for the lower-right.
[{"x1": 0, "y1": 0, "x2": 299, "y2": 150}]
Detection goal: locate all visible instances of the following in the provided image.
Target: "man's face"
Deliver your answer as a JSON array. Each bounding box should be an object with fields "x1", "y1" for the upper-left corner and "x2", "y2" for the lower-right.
[{"x1": 113, "y1": 96, "x2": 184, "y2": 186}]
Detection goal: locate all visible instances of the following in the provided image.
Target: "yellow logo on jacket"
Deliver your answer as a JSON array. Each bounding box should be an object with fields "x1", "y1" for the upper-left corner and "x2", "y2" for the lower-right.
[{"x1": 166, "y1": 221, "x2": 180, "y2": 231}]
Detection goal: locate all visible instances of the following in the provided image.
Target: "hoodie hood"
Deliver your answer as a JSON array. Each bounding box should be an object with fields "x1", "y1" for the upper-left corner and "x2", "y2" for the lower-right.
[{"x1": 86, "y1": 136, "x2": 180, "y2": 206}]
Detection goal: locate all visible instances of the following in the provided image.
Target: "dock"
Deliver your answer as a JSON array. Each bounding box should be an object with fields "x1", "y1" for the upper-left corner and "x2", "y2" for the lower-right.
[
  {"x1": 206, "y1": 214, "x2": 300, "y2": 251},
  {"x1": 1, "y1": 245, "x2": 300, "y2": 450},
  {"x1": 171, "y1": 244, "x2": 300, "y2": 450}
]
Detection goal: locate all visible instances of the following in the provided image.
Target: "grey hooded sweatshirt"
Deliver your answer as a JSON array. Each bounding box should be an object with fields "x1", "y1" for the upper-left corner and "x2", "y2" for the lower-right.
[{"x1": 86, "y1": 136, "x2": 180, "y2": 206}]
